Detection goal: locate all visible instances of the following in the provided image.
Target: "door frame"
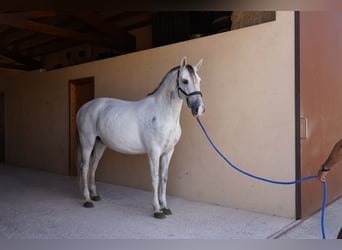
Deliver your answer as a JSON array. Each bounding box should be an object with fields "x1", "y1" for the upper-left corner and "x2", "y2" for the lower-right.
[
  {"x1": 69, "y1": 77, "x2": 95, "y2": 176},
  {"x1": 0, "y1": 92, "x2": 4, "y2": 163},
  {"x1": 294, "y1": 11, "x2": 302, "y2": 219}
]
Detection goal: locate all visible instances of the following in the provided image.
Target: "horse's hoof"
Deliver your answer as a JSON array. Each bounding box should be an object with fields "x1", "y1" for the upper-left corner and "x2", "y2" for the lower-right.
[
  {"x1": 154, "y1": 212, "x2": 166, "y2": 219},
  {"x1": 162, "y1": 208, "x2": 172, "y2": 215},
  {"x1": 91, "y1": 195, "x2": 101, "y2": 201},
  {"x1": 83, "y1": 201, "x2": 94, "y2": 208}
]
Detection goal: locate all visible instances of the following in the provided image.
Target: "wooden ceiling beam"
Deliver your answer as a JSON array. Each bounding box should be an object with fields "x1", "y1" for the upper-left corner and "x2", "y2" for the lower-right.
[
  {"x1": 72, "y1": 11, "x2": 135, "y2": 51},
  {"x1": 28, "y1": 39, "x2": 81, "y2": 57},
  {"x1": 124, "y1": 19, "x2": 152, "y2": 31},
  {"x1": 0, "y1": 47, "x2": 41, "y2": 70},
  {"x1": 107, "y1": 11, "x2": 147, "y2": 22},
  {"x1": 74, "y1": 11, "x2": 128, "y2": 37},
  {"x1": 3, "y1": 11, "x2": 58, "y2": 19},
  {"x1": 13, "y1": 35, "x2": 56, "y2": 51},
  {"x1": 0, "y1": 29, "x2": 35, "y2": 46},
  {"x1": 0, "y1": 13, "x2": 134, "y2": 52},
  {"x1": 0, "y1": 63, "x2": 34, "y2": 71}
]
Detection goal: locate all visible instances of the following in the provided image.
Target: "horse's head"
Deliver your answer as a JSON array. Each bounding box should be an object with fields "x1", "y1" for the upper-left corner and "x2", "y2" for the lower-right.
[{"x1": 177, "y1": 57, "x2": 205, "y2": 117}]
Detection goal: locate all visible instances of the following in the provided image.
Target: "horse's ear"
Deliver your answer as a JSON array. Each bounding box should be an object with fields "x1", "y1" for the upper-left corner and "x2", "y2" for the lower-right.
[
  {"x1": 194, "y1": 58, "x2": 203, "y2": 71},
  {"x1": 180, "y1": 57, "x2": 187, "y2": 68}
]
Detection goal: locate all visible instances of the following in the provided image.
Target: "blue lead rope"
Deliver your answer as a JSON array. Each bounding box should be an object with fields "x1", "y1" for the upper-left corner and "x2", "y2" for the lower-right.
[
  {"x1": 321, "y1": 181, "x2": 327, "y2": 239},
  {"x1": 196, "y1": 117, "x2": 327, "y2": 239}
]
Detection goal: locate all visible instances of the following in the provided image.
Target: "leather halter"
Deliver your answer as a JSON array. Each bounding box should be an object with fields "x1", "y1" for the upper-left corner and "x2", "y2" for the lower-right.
[{"x1": 176, "y1": 68, "x2": 203, "y2": 99}]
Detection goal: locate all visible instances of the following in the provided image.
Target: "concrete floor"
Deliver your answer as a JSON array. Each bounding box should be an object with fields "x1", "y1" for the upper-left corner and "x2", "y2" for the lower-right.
[
  {"x1": 0, "y1": 163, "x2": 341, "y2": 239},
  {"x1": 277, "y1": 197, "x2": 342, "y2": 239}
]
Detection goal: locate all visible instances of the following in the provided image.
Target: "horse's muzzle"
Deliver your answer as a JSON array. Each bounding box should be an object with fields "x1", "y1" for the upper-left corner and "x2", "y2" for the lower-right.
[
  {"x1": 186, "y1": 94, "x2": 205, "y2": 117},
  {"x1": 192, "y1": 104, "x2": 205, "y2": 117}
]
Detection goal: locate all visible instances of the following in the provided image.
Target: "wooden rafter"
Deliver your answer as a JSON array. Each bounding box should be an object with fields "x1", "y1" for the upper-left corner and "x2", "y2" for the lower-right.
[
  {"x1": 28, "y1": 39, "x2": 80, "y2": 57},
  {"x1": 14, "y1": 35, "x2": 56, "y2": 51},
  {"x1": 1, "y1": 11, "x2": 57, "y2": 19},
  {"x1": 0, "y1": 12, "x2": 135, "y2": 51},
  {"x1": 73, "y1": 11, "x2": 130, "y2": 37},
  {"x1": 0, "y1": 63, "x2": 34, "y2": 71},
  {"x1": 0, "y1": 47, "x2": 41, "y2": 70},
  {"x1": 107, "y1": 11, "x2": 145, "y2": 22},
  {"x1": 124, "y1": 19, "x2": 152, "y2": 31},
  {"x1": 0, "y1": 11, "x2": 154, "y2": 71},
  {"x1": 72, "y1": 11, "x2": 135, "y2": 51}
]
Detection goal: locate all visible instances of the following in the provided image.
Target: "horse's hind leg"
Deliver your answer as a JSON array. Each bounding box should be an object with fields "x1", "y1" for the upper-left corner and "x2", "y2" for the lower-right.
[
  {"x1": 78, "y1": 130, "x2": 98, "y2": 208},
  {"x1": 79, "y1": 144, "x2": 94, "y2": 208},
  {"x1": 89, "y1": 138, "x2": 106, "y2": 201}
]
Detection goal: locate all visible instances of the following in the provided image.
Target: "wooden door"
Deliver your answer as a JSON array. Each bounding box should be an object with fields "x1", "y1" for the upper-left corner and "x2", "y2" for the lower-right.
[
  {"x1": 69, "y1": 77, "x2": 94, "y2": 176},
  {"x1": 298, "y1": 12, "x2": 342, "y2": 218}
]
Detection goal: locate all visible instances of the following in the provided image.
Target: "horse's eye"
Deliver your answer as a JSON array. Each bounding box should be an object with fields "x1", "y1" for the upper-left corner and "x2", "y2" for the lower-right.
[{"x1": 182, "y1": 79, "x2": 188, "y2": 84}]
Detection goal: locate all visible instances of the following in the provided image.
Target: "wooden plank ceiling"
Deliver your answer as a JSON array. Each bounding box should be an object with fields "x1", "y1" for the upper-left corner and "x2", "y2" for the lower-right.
[{"x1": 0, "y1": 11, "x2": 152, "y2": 72}]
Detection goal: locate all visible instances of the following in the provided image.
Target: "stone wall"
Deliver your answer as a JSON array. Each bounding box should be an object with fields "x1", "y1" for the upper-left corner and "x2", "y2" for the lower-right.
[{"x1": 231, "y1": 11, "x2": 276, "y2": 30}]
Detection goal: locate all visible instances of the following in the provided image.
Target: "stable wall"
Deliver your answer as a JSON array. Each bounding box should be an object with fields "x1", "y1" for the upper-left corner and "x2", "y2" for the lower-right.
[{"x1": 1, "y1": 12, "x2": 296, "y2": 217}]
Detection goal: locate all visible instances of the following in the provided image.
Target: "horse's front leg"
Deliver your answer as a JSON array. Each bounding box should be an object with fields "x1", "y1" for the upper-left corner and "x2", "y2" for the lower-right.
[
  {"x1": 148, "y1": 152, "x2": 164, "y2": 219},
  {"x1": 159, "y1": 148, "x2": 174, "y2": 216}
]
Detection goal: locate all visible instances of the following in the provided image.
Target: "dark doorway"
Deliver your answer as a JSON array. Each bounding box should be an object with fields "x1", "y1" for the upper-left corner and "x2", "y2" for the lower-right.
[
  {"x1": 0, "y1": 92, "x2": 4, "y2": 162},
  {"x1": 69, "y1": 77, "x2": 94, "y2": 176}
]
